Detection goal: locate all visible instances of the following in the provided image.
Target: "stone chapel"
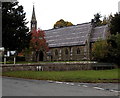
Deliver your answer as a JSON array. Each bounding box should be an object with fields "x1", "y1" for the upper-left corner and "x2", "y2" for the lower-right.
[{"x1": 30, "y1": 5, "x2": 109, "y2": 61}]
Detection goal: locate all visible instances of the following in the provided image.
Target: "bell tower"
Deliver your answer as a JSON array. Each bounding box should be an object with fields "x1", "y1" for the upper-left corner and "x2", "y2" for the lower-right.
[{"x1": 31, "y1": 5, "x2": 37, "y2": 31}]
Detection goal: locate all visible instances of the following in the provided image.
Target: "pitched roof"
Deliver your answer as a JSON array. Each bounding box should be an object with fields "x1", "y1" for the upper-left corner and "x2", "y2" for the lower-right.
[
  {"x1": 45, "y1": 22, "x2": 108, "y2": 48},
  {"x1": 91, "y1": 25, "x2": 108, "y2": 42}
]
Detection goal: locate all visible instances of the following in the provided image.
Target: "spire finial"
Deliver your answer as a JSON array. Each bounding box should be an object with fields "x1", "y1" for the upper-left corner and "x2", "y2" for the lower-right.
[{"x1": 33, "y1": 2, "x2": 35, "y2": 5}]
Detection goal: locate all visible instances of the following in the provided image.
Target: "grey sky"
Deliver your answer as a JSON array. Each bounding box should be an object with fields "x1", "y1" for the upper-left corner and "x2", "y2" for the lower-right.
[{"x1": 18, "y1": 0, "x2": 119, "y2": 30}]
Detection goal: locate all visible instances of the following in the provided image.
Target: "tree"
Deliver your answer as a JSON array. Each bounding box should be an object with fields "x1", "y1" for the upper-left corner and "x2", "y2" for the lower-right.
[
  {"x1": 30, "y1": 29, "x2": 49, "y2": 61},
  {"x1": 92, "y1": 39, "x2": 109, "y2": 61},
  {"x1": 92, "y1": 34, "x2": 120, "y2": 66},
  {"x1": 2, "y1": 2, "x2": 31, "y2": 52},
  {"x1": 107, "y1": 12, "x2": 120, "y2": 65},
  {"x1": 110, "y1": 12, "x2": 120, "y2": 35},
  {"x1": 107, "y1": 34, "x2": 120, "y2": 65},
  {"x1": 93, "y1": 13, "x2": 102, "y2": 26},
  {"x1": 53, "y1": 19, "x2": 73, "y2": 29},
  {"x1": 101, "y1": 16, "x2": 108, "y2": 25}
]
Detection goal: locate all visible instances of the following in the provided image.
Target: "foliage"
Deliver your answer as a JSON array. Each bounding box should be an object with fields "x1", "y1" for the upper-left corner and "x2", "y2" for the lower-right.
[
  {"x1": 101, "y1": 14, "x2": 113, "y2": 25},
  {"x1": 54, "y1": 19, "x2": 73, "y2": 29},
  {"x1": 107, "y1": 12, "x2": 120, "y2": 65},
  {"x1": 107, "y1": 34, "x2": 120, "y2": 65},
  {"x1": 92, "y1": 13, "x2": 113, "y2": 26},
  {"x1": 2, "y1": 2, "x2": 31, "y2": 52},
  {"x1": 92, "y1": 13, "x2": 120, "y2": 65},
  {"x1": 92, "y1": 13, "x2": 102, "y2": 26},
  {"x1": 101, "y1": 16, "x2": 109, "y2": 25},
  {"x1": 30, "y1": 29, "x2": 49, "y2": 52},
  {"x1": 92, "y1": 39, "x2": 109, "y2": 61},
  {"x1": 2, "y1": 69, "x2": 119, "y2": 83},
  {"x1": 110, "y1": 12, "x2": 120, "y2": 35},
  {"x1": 92, "y1": 34, "x2": 120, "y2": 65}
]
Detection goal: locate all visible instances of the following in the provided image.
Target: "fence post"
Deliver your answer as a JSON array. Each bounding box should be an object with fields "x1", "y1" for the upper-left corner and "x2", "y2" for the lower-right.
[
  {"x1": 4, "y1": 57, "x2": 6, "y2": 64},
  {"x1": 14, "y1": 56, "x2": 16, "y2": 64}
]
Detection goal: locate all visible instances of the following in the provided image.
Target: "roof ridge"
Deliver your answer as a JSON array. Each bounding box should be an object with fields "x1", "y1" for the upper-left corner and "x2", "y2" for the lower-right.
[{"x1": 44, "y1": 22, "x2": 91, "y2": 31}]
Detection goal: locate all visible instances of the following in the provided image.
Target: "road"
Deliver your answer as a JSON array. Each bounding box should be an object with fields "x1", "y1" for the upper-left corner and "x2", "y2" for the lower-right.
[{"x1": 2, "y1": 77, "x2": 119, "y2": 96}]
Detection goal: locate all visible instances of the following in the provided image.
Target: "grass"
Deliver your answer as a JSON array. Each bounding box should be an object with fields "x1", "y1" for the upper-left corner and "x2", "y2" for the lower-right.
[
  {"x1": 2, "y1": 68, "x2": 120, "y2": 83},
  {"x1": 0, "y1": 61, "x2": 14, "y2": 64}
]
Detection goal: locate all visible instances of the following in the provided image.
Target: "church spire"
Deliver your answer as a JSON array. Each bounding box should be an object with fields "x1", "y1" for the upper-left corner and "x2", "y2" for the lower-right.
[
  {"x1": 32, "y1": 5, "x2": 36, "y2": 21},
  {"x1": 31, "y1": 4, "x2": 37, "y2": 31}
]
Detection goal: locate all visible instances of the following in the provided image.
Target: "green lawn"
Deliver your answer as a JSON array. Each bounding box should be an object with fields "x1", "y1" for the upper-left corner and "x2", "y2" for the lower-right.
[{"x1": 2, "y1": 69, "x2": 120, "y2": 83}]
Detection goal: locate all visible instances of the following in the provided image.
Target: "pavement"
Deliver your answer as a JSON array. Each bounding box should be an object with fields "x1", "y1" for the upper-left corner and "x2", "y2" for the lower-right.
[{"x1": 2, "y1": 77, "x2": 120, "y2": 96}]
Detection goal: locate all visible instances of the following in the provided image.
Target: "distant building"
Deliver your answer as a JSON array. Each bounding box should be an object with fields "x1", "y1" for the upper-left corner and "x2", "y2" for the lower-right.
[{"x1": 30, "y1": 5, "x2": 109, "y2": 61}]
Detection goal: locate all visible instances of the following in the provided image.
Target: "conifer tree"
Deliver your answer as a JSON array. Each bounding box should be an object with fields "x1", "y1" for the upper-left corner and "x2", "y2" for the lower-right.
[{"x1": 2, "y1": 2, "x2": 31, "y2": 52}]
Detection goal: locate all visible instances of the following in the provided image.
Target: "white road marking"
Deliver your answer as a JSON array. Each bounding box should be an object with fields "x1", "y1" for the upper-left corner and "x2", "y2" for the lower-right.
[
  {"x1": 110, "y1": 90, "x2": 120, "y2": 93},
  {"x1": 55, "y1": 81, "x2": 63, "y2": 84},
  {"x1": 70, "y1": 83, "x2": 74, "y2": 86},
  {"x1": 66, "y1": 83, "x2": 70, "y2": 84},
  {"x1": 83, "y1": 85, "x2": 88, "y2": 87},
  {"x1": 47, "y1": 80, "x2": 53, "y2": 83},
  {"x1": 47, "y1": 80, "x2": 119, "y2": 93},
  {"x1": 93, "y1": 87, "x2": 104, "y2": 90}
]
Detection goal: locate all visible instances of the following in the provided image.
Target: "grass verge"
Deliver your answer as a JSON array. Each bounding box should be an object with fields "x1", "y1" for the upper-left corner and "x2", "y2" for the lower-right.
[{"x1": 2, "y1": 69, "x2": 120, "y2": 83}]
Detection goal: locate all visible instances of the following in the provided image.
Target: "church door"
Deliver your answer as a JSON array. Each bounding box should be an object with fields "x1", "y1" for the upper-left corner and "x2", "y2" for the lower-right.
[{"x1": 39, "y1": 51, "x2": 44, "y2": 61}]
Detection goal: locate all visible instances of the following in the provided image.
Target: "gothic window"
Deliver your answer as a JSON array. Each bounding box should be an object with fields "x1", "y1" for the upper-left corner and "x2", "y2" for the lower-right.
[
  {"x1": 77, "y1": 48, "x2": 80, "y2": 54},
  {"x1": 65, "y1": 49, "x2": 68, "y2": 55},
  {"x1": 55, "y1": 50, "x2": 58, "y2": 56}
]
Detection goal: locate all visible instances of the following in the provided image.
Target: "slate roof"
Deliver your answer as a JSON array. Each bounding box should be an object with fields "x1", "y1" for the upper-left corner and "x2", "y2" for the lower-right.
[
  {"x1": 45, "y1": 22, "x2": 108, "y2": 48},
  {"x1": 91, "y1": 25, "x2": 108, "y2": 42}
]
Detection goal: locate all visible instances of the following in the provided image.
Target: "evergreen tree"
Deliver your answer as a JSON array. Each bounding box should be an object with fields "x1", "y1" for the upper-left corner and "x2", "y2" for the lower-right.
[
  {"x1": 106, "y1": 34, "x2": 120, "y2": 65},
  {"x1": 2, "y1": 2, "x2": 31, "y2": 52},
  {"x1": 110, "y1": 12, "x2": 120, "y2": 35},
  {"x1": 92, "y1": 13, "x2": 102, "y2": 26}
]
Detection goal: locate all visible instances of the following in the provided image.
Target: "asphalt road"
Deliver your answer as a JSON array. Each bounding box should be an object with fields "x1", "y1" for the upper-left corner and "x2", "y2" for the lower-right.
[{"x1": 2, "y1": 77, "x2": 119, "y2": 96}]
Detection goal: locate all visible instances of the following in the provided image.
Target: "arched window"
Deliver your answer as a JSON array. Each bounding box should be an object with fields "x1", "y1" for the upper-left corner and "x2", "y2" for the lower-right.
[
  {"x1": 65, "y1": 49, "x2": 68, "y2": 55},
  {"x1": 55, "y1": 50, "x2": 58, "y2": 56},
  {"x1": 77, "y1": 48, "x2": 80, "y2": 54}
]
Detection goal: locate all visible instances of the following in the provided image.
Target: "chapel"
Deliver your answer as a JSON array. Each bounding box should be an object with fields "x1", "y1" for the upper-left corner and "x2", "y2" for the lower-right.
[{"x1": 30, "y1": 5, "x2": 109, "y2": 61}]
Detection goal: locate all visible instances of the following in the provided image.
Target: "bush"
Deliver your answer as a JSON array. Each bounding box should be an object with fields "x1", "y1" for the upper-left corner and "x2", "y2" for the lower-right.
[
  {"x1": 107, "y1": 34, "x2": 120, "y2": 66},
  {"x1": 92, "y1": 34, "x2": 120, "y2": 66},
  {"x1": 92, "y1": 39, "x2": 109, "y2": 62}
]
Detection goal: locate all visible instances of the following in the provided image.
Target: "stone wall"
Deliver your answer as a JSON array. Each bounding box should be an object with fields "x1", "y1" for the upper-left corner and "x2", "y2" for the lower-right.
[
  {"x1": 2, "y1": 62, "x2": 116, "y2": 72},
  {"x1": 2, "y1": 62, "x2": 92, "y2": 72}
]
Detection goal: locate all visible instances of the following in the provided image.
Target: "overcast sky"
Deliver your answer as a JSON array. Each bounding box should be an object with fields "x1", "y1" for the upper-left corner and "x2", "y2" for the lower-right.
[{"x1": 18, "y1": 0, "x2": 119, "y2": 30}]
